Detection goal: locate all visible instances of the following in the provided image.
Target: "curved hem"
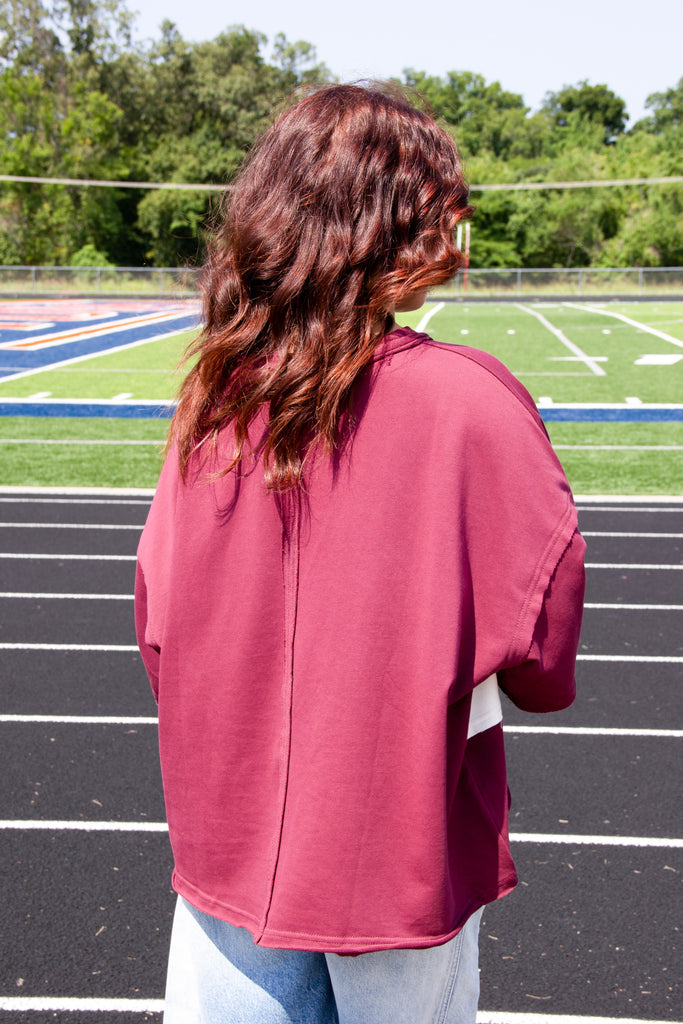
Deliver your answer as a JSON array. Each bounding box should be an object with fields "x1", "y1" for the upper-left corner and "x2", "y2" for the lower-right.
[{"x1": 171, "y1": 868, "x2": 519, "y2": 954}]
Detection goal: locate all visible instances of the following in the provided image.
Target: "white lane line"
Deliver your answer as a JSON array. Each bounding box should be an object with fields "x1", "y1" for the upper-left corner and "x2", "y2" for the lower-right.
[
  {"x1": 1, "y1": 821, "x2": 680, "y2": 847},
  {"x1": 585, "y1": 562, "x2": 682, "y2": 569},
  {"x1": 576, "y1": 654, "x2": 683, "y2": 663},
  {"x1": 584, "y1": 602, "x2": 683, "y2": 610},
  {"x1": 510, "y1": 833, "x2": 683, "y2": 847},
  {"x1": 0, "y1": 494, "x2": 154, "y2": 502},
  {"x1": 0, "y1": 820, "x2": 167, "y2": 830},
  {"x1": 0, "y1": 715, "x2": 156, "y2": 724},
  {"x1": 579, "y1": 506, "x2": 683, "y2": 513},
  {"x1": 515, "y1": 305, "x2": 606, "y2": 376},
  {"x1": 416, "y1": 302, "x2": 446, "y2": 333},
  {"x1": 0, "y1": 1008, "x2": 671, "y2": 1023},
  {"x1": 9, "y1": 649, "x2": 678, "y2": 661},
  {"x1": 0, "y1": 592, "x2": 131, "y2": 600},
  {"x1": 2, "y1": 716, "x2": 680, "y2": 737},
  {"x1": 564, "y1": 302, "x2": 683, "y2": 349},
  {"x1": 0, "y1": 998, "x2": 165, "y2": 1013},
  {"x1": 9, "y1": 557, "x2": 678, "y2": 568},
  {"x1": 0, "y1": 553, "x2": 136, "y2": 560},
  {"x1": 0, "y1": 521, "x2": 142, "y2": 530},
  {"x1": 7, "y1": 522, "x2": 666, "y2": 535},
  {"x1": 505, "y1": 726, "x2": 682, "y2": 737},
  {"x1": 582, "y1": 531, "x2": 683, "y2": 538},
  {"x1": 576, "y1": 499, "x2": 683, "y2": 508},
  {"x1": 0, "y1": 643, "x2": 138, "y2": 651},
  {"x1": 478, "y1": 1014, "x2": 678, "y2": 1024}
]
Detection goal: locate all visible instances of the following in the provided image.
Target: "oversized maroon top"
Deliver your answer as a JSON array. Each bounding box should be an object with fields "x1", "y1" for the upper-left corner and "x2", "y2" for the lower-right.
[{"x1": 135, "y1": 327, "x2": 585, "y2": 953}]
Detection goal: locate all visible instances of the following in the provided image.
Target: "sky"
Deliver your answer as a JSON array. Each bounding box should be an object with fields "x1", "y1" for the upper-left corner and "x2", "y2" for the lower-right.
[{"x1": 130, "y1": 0, "x2": 682, "y2": 125}]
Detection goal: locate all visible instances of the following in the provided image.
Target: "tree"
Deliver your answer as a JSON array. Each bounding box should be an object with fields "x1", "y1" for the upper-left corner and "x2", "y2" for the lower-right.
[
  {"x1": 135, "y1": 25, "x2": 331, "y2": 265},
  {"x1": 542, "y1": 81, "x2": 628, "y2": 144},
  {"x1": 401, "y1": 69, "x2": 545, "y2": 159},
  {"x1": 0, "y1": 0, "x2": 680, "y2": 269},
  {"x1": 636, "y1": 78, "x2": 683, "y2": 135}
]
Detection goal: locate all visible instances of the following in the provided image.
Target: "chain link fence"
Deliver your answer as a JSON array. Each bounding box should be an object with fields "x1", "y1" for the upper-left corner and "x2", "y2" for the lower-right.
[
  {"x1": 0, "y1": 265, "x2": 199, "y2": 298},
  {"x1": 0, "y1": 265, "x2": 682, "y2": 300},
  {"x1": 432, "y1": 266, "x2": 683, "y2": 299}
]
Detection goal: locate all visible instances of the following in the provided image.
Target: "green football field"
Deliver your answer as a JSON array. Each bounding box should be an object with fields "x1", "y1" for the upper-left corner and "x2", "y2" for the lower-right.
[{"x1": 0, "y1": 300, "x2": 681, "y2": 493}]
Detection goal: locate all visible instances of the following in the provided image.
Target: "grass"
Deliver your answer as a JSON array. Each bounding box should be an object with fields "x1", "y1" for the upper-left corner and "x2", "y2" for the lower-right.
[
  {"x1": 544, "y1": 422, "x2": 683, "y2": 495},
  {"x1": 0, "y1": 417, "x2": 168, "y2": 488},
  {"x1": 0, "y1": 301, "x2": 681, "y2": 493}
]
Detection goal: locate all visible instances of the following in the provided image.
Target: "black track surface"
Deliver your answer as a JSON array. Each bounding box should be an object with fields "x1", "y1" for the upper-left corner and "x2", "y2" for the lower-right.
[{"x1": 0, "y1": 493, "x2": 681, "y2": 1023}]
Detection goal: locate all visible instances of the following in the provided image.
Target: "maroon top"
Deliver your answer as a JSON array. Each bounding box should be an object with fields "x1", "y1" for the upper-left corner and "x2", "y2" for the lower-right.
[{"x1": 136, "y1": 327, "x2": 585, "y2": 952}]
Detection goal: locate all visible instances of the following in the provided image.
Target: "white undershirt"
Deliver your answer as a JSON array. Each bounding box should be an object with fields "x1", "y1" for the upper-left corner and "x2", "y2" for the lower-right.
[{"x1": 467, "y1": 674, "x2": 503, "y2": 739}]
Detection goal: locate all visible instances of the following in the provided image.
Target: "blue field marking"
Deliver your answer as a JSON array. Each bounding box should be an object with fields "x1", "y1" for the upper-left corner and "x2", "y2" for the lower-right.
[
  {"x1": 1, "y1": 400, "x2": 682, "y2": 421},
  {"x1": 0, "y1": 400, "x2": 175, "y2": 419},
  {"x1": 0, "y1": 312, "x2": 198, "y2": 380},
  {"x1": 541, "y1": 407, "x2": 683, "y2": 422}
]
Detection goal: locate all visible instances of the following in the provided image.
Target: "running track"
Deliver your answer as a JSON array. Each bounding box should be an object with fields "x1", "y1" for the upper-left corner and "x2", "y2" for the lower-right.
[{"x1": 0, "y1": 492, "x2": 681, "y2": 1023}]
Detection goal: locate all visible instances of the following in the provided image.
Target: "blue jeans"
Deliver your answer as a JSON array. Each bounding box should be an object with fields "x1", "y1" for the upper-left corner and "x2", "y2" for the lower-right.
[{"x1": 164, "y1": 896, "x2": 483, "y2": 1024}]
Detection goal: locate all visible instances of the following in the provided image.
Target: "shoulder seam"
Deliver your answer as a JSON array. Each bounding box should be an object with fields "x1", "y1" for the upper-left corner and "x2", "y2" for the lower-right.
[{"x1": 418, "y1": 337, "x2": 544, "y2": 427}]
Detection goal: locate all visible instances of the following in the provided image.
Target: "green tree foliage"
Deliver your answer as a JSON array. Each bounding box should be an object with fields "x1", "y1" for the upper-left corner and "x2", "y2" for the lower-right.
[
  {"x1": 397, "y1": 68, "x2": 680, "y2": 268},
  {"x1": 0, "y1": 0, "x2": 680, "y2": 268},
  {"x1": 0, "y1": 0, "x2": 330, "y2": 265},
  {"x1": 541, "y1": 81, "x2": 628, "y2": 143},
  {"x1": 637, "y1": 78, "x2": 683, "y2": 134}
]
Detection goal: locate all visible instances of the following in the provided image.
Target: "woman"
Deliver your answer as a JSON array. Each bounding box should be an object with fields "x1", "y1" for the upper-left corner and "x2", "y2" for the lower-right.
[{"x1": 135, "y1": 83, "x2": 585, "y2": 1024}]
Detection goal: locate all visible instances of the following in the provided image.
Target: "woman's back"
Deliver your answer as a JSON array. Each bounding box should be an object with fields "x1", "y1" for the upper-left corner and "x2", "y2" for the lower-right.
[
  {"x1": 136, "y1": 324, "x2": 582, "y2": 953},
  {"x1": 136, "y1": 84, "x2": 584, "y2": 1021}
]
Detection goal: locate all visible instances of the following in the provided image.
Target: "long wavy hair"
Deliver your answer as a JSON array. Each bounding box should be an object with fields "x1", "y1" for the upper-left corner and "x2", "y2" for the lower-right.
[{"x1": 170, "y1": 83, "x2": 473, "y2": 490}]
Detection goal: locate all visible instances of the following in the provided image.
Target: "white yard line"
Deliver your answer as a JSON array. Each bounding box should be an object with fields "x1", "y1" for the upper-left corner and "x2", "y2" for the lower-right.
[
  {"x1": 0, "y1": 438, "x2": 160, "y2": 445},
  {"x1": 554, "y1": 445, "x2": 683, "y2": 451},
  {"x1": 564, "y1": 303, "x2": 683, "y2": 349},
  {"x1": 515, "y1": 305, "x2": 607, "y2": 376},
  {"x1": 415, "y1": 302, "x2": 446, "y2": 332}
]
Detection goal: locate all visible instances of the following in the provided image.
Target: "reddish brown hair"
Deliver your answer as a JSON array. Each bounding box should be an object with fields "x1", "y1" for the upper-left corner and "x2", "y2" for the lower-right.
[{"x1": 170, "y1": 83, "x2": 472, "y2": 490}]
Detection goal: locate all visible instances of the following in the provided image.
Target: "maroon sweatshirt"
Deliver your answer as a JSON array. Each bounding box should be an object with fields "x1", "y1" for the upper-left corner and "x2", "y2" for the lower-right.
[{"x1": 135, "y1": 326, "x2": 585, "y2": 953}]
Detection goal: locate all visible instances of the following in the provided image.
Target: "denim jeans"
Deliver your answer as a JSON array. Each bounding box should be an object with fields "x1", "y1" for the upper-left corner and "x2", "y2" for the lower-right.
[{"x1": 163, "y1": 896, "x2": 483, "y2": 1024}]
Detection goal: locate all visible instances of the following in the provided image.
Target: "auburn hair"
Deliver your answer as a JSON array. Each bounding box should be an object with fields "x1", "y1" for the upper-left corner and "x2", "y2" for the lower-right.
[{"x1": 169, "y1": 83, "x2": 473, "y2": 490}]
